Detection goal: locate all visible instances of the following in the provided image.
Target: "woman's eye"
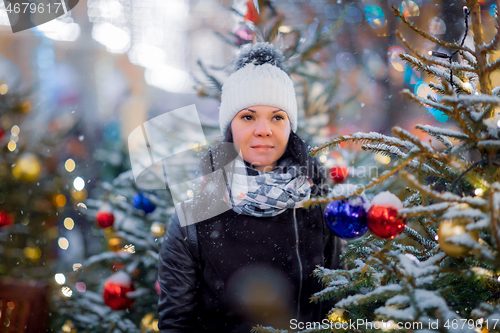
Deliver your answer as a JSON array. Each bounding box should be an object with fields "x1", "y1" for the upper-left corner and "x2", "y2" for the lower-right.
[
  {"x1": 242, "y1": 115, "x2": 253, "y2": 120},
  {"x1": 274, "y1": 115, "x2": 284, "y2": 121}
]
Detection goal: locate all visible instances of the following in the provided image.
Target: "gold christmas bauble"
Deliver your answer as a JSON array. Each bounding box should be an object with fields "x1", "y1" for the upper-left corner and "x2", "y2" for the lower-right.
[
  {"x1": 150, "y1": 222, "x2": 165, "y2": 238},
  {"x1": 328, "y1": 308, "x2": 347, "y2": 323},
  {"x1": 61, "y1": 319, "x2": 76, "y2": 333},
  {"x1": 12, "y1": 152, "x2": 41, "y2": 182},
  {"x1": 438, "y1": 218, "x2": 479, "y2": 257},
  {"x1": 141, "y1": 313, "x2": 159, "y2": 333}
]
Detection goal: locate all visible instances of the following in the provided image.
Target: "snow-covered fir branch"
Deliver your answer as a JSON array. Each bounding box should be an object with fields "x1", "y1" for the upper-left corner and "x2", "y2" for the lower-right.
[
  {"x1": 399, "y1": 202, "x2": 453, "y2": 217},
  {"x1": 415, "y1": 124, "x2": 469, "y2": 140}
]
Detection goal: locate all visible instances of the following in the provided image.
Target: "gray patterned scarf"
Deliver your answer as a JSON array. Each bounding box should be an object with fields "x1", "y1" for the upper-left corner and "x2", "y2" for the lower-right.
[{"x1": 224, "y1": 155, "x2": 312, "y2": 217}]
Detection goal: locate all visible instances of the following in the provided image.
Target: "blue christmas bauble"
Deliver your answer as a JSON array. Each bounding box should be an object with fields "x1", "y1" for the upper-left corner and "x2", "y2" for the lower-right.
[
  {"x1": 132, "y1": 193, "x2": 156, "y2": 214},
  {"x1": 324, "y1": 199, "x2": 368, "y2": 239}
]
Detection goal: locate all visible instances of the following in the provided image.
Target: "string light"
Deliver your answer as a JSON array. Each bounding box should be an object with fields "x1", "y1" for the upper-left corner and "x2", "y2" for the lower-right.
[
  {"x1": 474, "y1": 188, "x2": 484, "y2": 196},
  {"x1": 73, "y1": 263, "x2": 82, "y2": 271}
]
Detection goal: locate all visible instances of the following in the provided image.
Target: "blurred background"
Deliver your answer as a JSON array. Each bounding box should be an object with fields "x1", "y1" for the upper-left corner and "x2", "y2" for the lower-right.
[{"x1": 0, "y1": 0, "x2": 499, "y2": 332}]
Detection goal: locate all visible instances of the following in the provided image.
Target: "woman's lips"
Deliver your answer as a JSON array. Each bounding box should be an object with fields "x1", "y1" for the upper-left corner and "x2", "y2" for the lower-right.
[{"x1": 251, "y1": 145, "x2": 274, "y2": 150}]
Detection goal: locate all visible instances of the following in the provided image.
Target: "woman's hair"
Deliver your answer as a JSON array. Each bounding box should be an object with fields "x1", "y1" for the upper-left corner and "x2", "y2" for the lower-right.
[{"x1": 222, "y1": 126, "x2": 328, "y2": 196}]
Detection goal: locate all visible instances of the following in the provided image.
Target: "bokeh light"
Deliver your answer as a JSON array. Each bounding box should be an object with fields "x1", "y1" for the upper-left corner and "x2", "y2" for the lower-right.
[
  {"x1": 404, "y1": 65, "x2": 422, "y2": 86},
  {"x1": 73, "y1": 177, "x2": 85, "y2": 191},
  {"x1": 364, "y1": 6, "x2": 386, "y2": 29},
  {"x1": 55, "y1": 273, "x2": 66, "y2": 285},
  {"x1": 345, "y1": 5, "x2": 363, "y2": 23},
  {"x1": 64, "y1": 217, "x2": 74, "y2": 230},
  {"x1": 65, "y1": 158, "x2": 76, "y2": 172},
  {"x1": 362, "y1": 49, "x2": 383, "y2": 77},
  {"x1": 76, "y1": 282, "x2": 86, "y2": 292},
  {"x1": 414, "y1": 81, "x2": 448, "y2": 122},
  {"x1": 388, "y1": 46, "x2": 406, "y2": 72},
  {"x1": 429, "y1": 17, "x2": 446, "y2": 35},
  {"x1": 58, "y1": 237, "x2": 69, "y2": 250},
  {"x1": 336, "y1": 52, "x2": 356, "y2": 72},
  {"x1": 491, "y1": 5, "x2": 498, "y2": 18},
  {"x1": 400, "y1": 0, "x2": 419, "y2": 18}
]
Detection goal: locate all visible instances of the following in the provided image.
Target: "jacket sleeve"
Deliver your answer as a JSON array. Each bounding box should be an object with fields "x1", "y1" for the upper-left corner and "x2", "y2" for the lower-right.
[{"x1": 158, "y1": 213, "x2": 200, "y2": 332}]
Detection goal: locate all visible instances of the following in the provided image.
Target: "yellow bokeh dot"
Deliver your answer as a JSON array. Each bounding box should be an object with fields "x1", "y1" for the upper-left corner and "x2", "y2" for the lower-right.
[
  {"x1": 58, "y1": 237, "x2": 69, "y2": 250},
  {"x1": 7, "y1": 141, "x2": 16, "y2": 151},
  {"x1": 64, "y1": 217, "x2": 74, "y2": 230},
  {"x1": 55, "y1": 194, "x2": 67, "y2": 207},
  {"x1": 0, "y1": 83, "x2": 8, "y2": 95},
  {"x1": 65, "y1": 159, "x2": 76, "y2": 172}
]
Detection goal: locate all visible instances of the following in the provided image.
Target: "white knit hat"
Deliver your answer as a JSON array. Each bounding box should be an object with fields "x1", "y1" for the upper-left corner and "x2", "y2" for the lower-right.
[{"x1": 219, "y1": 42, "x2": 298, "y2": 136}]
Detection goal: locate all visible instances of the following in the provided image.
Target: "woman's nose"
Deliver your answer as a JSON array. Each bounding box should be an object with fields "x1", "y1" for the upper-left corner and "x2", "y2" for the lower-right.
[{"x1": 254, "y1": 120, "x2": 272, "y2": 136}]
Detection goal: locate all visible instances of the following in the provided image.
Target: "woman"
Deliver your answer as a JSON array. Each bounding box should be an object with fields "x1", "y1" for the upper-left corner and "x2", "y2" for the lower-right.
[{"x1": 158, "y1": 42, "x2": 345, "y2": 332}]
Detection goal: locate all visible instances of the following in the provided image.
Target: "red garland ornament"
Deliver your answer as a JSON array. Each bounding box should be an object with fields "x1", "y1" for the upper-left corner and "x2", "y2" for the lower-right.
[
  {"x1": 103, "y1": 271, "x2": 135, "y2": 311},
  {"x1": 244, "y1": 0, "x2": 260, "y2": 24},
  {"x1": 0, "y1": 127, "x2": 4, "y2": 140},
  {"x1": 96, "y1": 205, "x2": 115, "y2": 228},
  {"x1": 367, "y1": 191, "x2": 406, "y2": 239},
  {"x1": 0, "y1": 210, "x2": 13, "y2": 228},
  {"x1": 329, "y1": 166, "x2": 349, "y2": 183}
]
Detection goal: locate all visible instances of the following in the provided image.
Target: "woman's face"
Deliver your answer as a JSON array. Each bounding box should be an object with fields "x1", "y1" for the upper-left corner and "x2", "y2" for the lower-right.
[{"x1": 230, "y1": 105, "x2": 291, "y2": 172}]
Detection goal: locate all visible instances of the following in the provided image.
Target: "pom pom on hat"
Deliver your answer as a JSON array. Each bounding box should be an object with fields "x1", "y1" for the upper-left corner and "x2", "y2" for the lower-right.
[{"x1": 219, "y1": 42, "x2": 298, "y2": 136}]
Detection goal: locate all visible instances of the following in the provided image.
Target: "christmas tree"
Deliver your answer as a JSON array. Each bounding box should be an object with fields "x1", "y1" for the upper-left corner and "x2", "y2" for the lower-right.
[
  {"x1": 272, "y1": 1, "x2": 500, "y2": 332},
  {"x1": 0, "y1": 82, "x2": 75, "y2": 280},
  {"x1": 0, "y1": 79, "x2": 82, "y2": 331}
]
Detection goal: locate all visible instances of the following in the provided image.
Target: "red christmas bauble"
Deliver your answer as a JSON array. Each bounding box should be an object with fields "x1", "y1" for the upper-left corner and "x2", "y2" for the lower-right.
[
  {"x1": 329, "y1": 166, "x2": 349, "y2": 183},
  {"x1": 244, "y1": 0, "x2": 260, "y2": 23},
  {"x1": 96, "y1": 211, "x2": 115, "y2": 228},
  {"x1": 0, "y1": 210, "x2": 13, "y2": 227},
  {"x1": 367, "y1": 205, "x2": 406, "y2": 239},
  {"x1": 103, "y1": 272, "x2": 135, "y2": 310},
  {"x1": 0, "y1": 127, "x2": 4, "y2": 140}
]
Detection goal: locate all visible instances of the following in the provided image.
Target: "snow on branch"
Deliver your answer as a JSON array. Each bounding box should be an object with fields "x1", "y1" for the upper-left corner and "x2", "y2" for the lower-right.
[
  {"x1": 374, "y1": 306, "x2": 416, "y2": 321},
  {"x1": 397, "y1": 253, "x2": 443, "y2": 279},
  {"x1": 392, "y1": 127, "x2": 436, "y2": 155},
  {"x1": 442, "y1": 206, "x2": 487, "y2": 220},
  {"x1": 415, "y1": 124, "x2": 469, "y2": 140},
  {"x1": 400, "y1": 202, "x2": 453, "y2": 218},
  {"x1": 83, "y1": 251, "x2": 131, "y2": 267},
  {"x1": 441, "y1": 94, "x2": 500, "y2": 105},
  {"x1": 477, "y1": 140, "x2": 500, "y2": 148},
  {"x1": 402, "y1": 173, "x2": 486, "y2": 207},
  {"x1": 362, "y1": 143, "x2": 407, "y2": 158},
  {"x1": 414, "y1": 289, "x2": 464, "y2": 325},
  {"x1": 336, "y1": 284, "x2": 403, "y2": 308},
  {"x1": 309, "y1": 132, "x2": 413, "y2": 156},
  {"x1": 401, "y1": 89, "x2": 454, "y2": 115}
]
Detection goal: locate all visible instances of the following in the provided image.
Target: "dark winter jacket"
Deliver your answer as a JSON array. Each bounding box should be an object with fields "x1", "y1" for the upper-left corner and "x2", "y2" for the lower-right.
[{"x1": 157, "y1": 203, "x2": 346, "y2": 333}]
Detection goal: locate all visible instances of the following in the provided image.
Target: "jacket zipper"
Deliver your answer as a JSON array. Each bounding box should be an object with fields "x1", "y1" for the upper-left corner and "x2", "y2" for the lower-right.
[{"x1": 293, "y1": 208, "x2": 303, "y2": 320}]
